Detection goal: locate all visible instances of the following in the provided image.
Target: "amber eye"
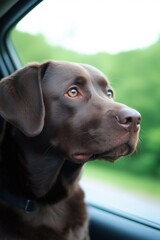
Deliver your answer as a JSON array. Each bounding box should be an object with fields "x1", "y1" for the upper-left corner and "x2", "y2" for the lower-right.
[
  {"x1": 106, "y1": 89, "x2": 113, "y2": 99},
  {"x1": 67, "y1": 87, "x2": 79, "y2": 97}
]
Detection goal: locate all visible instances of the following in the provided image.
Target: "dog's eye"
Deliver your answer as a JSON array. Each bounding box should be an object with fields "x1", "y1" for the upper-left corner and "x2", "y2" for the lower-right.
[
  {"x1": 106, "y1": 89, "x2": 113, "y2": 99},
  {"x1": 67, "y1": 87, "x2": 79, "y2": 98}
]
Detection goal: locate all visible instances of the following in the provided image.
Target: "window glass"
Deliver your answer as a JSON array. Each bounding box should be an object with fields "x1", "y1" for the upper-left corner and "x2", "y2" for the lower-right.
[{"x1": 12, "y1": 0, "x2": 160, "y2": 224}]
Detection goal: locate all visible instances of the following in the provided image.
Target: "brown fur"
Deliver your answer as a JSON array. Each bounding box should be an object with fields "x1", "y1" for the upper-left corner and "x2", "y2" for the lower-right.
[{"x1": 0, "y1": 61, "x2": 141, "y2": 239}]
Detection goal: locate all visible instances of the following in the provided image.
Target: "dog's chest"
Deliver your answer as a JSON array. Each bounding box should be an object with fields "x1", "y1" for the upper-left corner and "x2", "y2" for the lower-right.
[{"x1": 20, "y1": 193, "x2": 89, "y2": 240}]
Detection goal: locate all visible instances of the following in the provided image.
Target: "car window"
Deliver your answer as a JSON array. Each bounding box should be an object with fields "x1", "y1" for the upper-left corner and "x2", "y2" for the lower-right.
[{"x1": 11, "y1": 0, "x2": 160, "y2": 224}]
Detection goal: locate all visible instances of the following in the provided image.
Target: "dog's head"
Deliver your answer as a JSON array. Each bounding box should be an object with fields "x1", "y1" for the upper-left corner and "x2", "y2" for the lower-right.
[
  {"x1": 0, "y1": 61, "x2": 141, "y2": 199},
  {"x1": 0, "y1": 61, "x2": 141, "y2": 164}
]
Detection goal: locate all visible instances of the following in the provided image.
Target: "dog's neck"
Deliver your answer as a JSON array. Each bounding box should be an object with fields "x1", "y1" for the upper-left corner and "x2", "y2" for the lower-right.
[{"x1": 0, "y1": 123, "x2": 83, "y2": 206}]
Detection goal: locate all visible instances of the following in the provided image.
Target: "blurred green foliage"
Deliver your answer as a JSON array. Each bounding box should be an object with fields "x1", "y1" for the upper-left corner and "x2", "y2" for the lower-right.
[{"x1": 12, "y1": 30, "x2": 160, "y2": 179}]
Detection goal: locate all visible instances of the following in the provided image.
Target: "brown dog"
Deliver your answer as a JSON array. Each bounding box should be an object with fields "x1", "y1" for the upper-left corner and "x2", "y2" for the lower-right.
[{"x1": 0, "y1": 61, "x2": 141, "y2": 239}]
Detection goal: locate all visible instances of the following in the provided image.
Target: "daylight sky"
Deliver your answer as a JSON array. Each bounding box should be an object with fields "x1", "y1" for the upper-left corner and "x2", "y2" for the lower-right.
[{"x1": 16, "y1": 0, "x2": 160, "y2": 54}]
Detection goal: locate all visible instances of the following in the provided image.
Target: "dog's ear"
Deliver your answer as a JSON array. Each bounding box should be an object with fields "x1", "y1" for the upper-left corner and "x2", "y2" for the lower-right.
[{"x1": 0, "y1": 63, "x2": 49, "y2": 137}]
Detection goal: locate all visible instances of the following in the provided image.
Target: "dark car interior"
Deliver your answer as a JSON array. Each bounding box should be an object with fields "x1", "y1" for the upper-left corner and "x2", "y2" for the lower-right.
[{"x1": 0, "y1": 0, "x2": 160, "y2": 239}]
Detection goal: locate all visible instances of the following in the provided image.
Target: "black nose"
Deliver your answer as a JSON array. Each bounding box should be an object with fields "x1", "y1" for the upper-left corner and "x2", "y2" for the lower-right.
[{"x1": 116, "y1": 108, "x2": 141, "y2": 132}]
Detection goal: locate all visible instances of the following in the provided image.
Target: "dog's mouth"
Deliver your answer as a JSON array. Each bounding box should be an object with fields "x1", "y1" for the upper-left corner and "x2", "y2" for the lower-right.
[{"x1": 72, "y1": 143, "x2": 132, "y2": 163}]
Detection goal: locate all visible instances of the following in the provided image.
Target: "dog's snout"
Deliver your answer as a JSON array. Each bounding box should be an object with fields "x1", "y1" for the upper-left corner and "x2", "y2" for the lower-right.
[{"x1": 116, "y1": 108, "x2": 141, "y2": 132}]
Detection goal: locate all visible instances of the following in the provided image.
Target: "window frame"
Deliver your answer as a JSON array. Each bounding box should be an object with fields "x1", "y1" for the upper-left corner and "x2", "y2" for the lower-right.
[
  {"x1": 88, "y1": 204, "x2": 160, "y2": 240},
  {"x1": 0, "y1": 0, "x2": 43, "y2": 77}
]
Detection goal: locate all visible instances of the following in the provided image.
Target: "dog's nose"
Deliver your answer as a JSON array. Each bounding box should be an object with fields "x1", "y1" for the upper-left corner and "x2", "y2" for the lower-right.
[{"x1": 116, "y1": 108, "x2": 141, "y2": 132}]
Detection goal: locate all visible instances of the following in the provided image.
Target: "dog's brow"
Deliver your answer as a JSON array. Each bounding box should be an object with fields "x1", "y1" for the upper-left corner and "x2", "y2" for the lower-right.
[
  {"x1": 97, "y1": 77, "x2": 108, "y2": 88},
  {"x1": 71, "y1": 76, "x2": 87, "y2": 86}
]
